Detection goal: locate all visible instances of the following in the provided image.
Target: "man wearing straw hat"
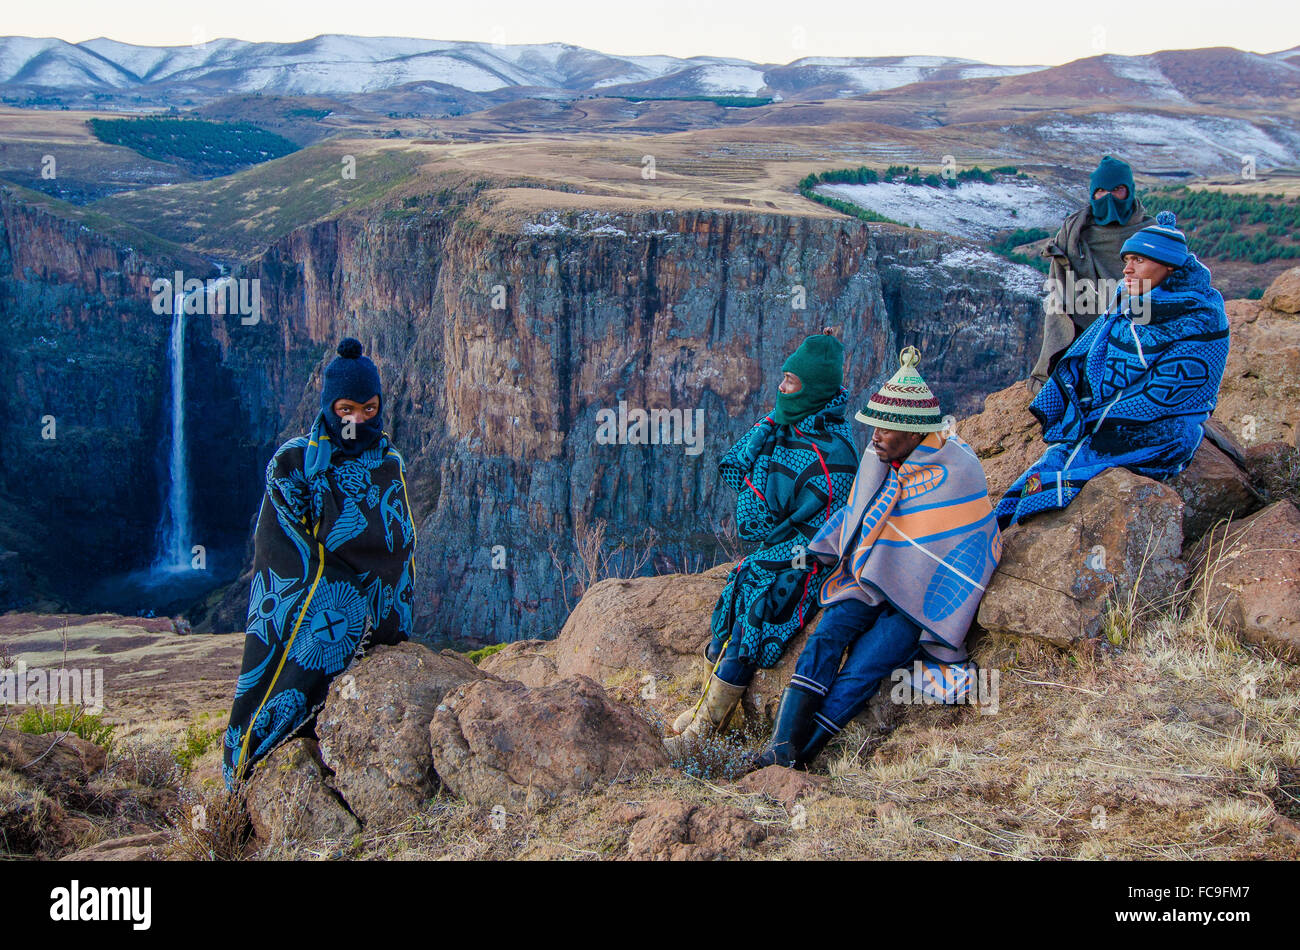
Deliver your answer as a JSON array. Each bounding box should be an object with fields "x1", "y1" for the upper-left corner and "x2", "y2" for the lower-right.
[{"x1": 749, "y1": 346, "x2": 1002, "y2": 771}]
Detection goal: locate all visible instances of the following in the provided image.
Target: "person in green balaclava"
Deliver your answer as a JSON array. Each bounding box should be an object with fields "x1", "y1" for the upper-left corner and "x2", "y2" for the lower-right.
[
  {"x1": 664, "y1": 331, "x2": 860, "y2": 758},
  {"x1": 1028, "y1": 155, "x2": 1154, "y2": 394},
  {"x1": 773, "y1": 333, "x2": 845, "y2": 426}
]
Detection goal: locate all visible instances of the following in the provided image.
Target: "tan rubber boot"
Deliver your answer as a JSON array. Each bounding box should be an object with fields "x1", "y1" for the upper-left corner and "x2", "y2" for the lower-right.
[{"x1": 663, "y1": 674, "x2": 746, "y2": 758}]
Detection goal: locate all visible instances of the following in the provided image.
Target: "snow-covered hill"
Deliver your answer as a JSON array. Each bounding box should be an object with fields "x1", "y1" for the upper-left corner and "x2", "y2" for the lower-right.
[{"x1": 0, "y1": 33, "x2": 1041, "y2": 104}]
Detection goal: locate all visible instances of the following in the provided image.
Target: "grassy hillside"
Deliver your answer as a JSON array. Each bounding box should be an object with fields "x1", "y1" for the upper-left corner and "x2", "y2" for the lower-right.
[{"x1": 87, "y1": 142, "x2": 429, "y2": 260}]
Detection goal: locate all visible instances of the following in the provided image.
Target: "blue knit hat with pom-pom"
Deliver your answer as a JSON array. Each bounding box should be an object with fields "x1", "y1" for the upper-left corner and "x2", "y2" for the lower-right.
[
  {"x1": 1121, "y1": 211, "x2": 1189, "y2": 269},
  {"x1": 320, "y1": 337, "x2": 382, "y2": 416}
]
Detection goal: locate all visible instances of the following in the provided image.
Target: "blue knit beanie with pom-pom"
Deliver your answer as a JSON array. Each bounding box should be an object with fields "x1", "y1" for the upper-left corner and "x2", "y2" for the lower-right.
[
  {"x1": 319, "y1": 338, "x2": 383, "y2": 454},
  {"x1": 320, "y1": 338, "x2": 382, "y2": 416},
  {"x1": 1120, "y1": 211, "x2": 1189, "y2": 269}
]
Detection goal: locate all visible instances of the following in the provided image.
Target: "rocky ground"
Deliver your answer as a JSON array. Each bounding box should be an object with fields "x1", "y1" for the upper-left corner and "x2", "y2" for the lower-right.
[{"x1": 2, "y1": 269, "x2": 1298, "y2": 862}]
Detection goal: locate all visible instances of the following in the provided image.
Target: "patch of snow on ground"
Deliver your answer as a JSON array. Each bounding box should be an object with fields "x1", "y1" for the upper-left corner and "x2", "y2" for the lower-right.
[
  {"x1": 815, "y1": 179, "x2": 1074, "y2": 241},
  {"x1": 1105, "y1": 55, "x2": 1186, "y2": 102},
  {"x1": 1035, "y1": 113, "x2": 1300, "y2": 173},
  {"x1": 940, "y1": 246, "x2": 1046, "y2": 298},
  {"x1": 522, "y1": 211, "x2": 640, "y2": 238},
  {"x1": 693, "y1": 64, "x2": 767, "y2": 95}
]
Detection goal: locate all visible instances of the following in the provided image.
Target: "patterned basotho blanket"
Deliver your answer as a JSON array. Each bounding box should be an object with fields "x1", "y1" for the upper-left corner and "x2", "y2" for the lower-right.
[
  {"x1": 709, "y1": 388, "x2": 859, "y2": 668},
  {"x1": 223, "y1": 414, "x2": 417, "y2": 786},
  {"x1": 810, "y1": 432, "x2": 1000, "y2": 666},
  {"x1": 998, "y1": 253, "x2": 1229, "y2": 528}
]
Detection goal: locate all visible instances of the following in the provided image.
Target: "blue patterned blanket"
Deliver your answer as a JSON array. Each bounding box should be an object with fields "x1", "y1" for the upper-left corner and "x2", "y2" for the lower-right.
[
  {"x1": 223, "y1": 413, "x2": 417, "y2": 786},
  {"x1": 997, "y1": 253, "x2": 1229, "y2": 528},
  {"x1": 709, "y1": 388, "x2": 859, "y2": 667}
]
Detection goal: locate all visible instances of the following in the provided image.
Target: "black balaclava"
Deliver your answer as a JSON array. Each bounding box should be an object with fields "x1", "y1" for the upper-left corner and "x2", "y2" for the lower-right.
[{"x1": 319, "y1": 338, "x2": 383, "y2": 455}]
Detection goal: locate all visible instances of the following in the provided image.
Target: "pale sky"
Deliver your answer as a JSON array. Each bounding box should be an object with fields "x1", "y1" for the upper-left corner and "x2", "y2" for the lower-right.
[{"x1": 4, "y1": 0, "x2": 1298, "y2": 66}]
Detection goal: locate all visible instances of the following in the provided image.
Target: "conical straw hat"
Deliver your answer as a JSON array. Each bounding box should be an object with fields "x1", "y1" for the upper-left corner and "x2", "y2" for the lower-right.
[{"x1": 855, "y1": 346, "x2": 945, "y2": 432}]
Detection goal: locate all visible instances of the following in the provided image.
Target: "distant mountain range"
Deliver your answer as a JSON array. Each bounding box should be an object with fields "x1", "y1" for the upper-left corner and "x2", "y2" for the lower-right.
[{"x1": 0, "y1": 33, "x2": 1051, "y2": 111}]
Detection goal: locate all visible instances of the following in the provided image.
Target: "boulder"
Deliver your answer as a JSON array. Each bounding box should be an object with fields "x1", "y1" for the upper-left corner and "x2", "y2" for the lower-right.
[
  {"x1": 1167, "y1": 437, "x2": 1262, "y2": 543},
  {"x1": 956, "y1": 379, "x2": 1043, "y2": 501},
  {"x1": 478, "y1": 639, "x2": 561, "y2": 687},
  {"x1": 1187, "y1": 501, "x2": 1300, "y2": 661},
  {"x1": 547, "y1": 565, "x2": 729, "y2": 688},
  {"x1": 733, "y1": 765, "x2": 828, "y2": 812},
  {"x1": 58, "y1": 831, "x2": 169, "y2": 862},
  {"x1": 428, "y1": 675, "x2": 668, "y2": 807},
  {"x1": 0, "y1": 727, "x2": 107, "y2": 807},
  {"x1": 977, "y1": 468, "x2": 1188, "y2": 648},
  {"x1": 1261, "y1": 265, "x2": 1300, "y2": 314},
  {"x1": 316, "y1": 641, "x2": 488, "y2": 828},
  {"x1": 1214, "y1": 279, "x2": 1300, "y2": 447},
  {"x1": 622, "y1": 799, "x2": 766, "y2": 860},
  {"x1": 246, "y1": 739, "x2": 360, "y2": 845}
]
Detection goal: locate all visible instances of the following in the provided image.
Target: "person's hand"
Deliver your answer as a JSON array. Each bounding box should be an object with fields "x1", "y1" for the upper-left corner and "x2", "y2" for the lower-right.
[{"x1": 1027, "y1": 375, "x2": 1045, "y2": 398}]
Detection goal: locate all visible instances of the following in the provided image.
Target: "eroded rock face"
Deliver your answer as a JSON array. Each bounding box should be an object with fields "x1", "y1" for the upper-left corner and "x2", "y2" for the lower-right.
[
  {"x1": 977, "y1": 468, "x2": 1187, "y2": 647},
  {"x1": 1214, "y1": 269, "x2": 1300, "y2": 448},
  {"x1": 246, "y1": 739, "x2": 359, "y2": 844},
  {"x1": 622, "y1": 799, "x2": 766, "y2": 861},
  {"x1": 316, "y1": 641, "x2": 487, "y2": 828},
  {"x1": 1188, "y1": 501, "x2": 1300, "y2": 661},
  {"x1": 428, "y1": 675, "x2": 668, "y2": 807}
]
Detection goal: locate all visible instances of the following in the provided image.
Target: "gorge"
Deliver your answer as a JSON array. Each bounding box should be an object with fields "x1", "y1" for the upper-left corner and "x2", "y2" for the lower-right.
[{"x1": 0, "y1": 180, "x2": 1044, "y2": 645}]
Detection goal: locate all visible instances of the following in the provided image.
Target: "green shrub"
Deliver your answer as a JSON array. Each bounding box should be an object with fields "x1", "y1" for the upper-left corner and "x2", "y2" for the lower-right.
[
  {"x1": 14, "y1": 705, "x2": 116, "y2": 749},
  {"x1": 174, "y1": 722, "x2": 221, "y2": 773},
  {"x1": 466, "y1": 643, "x2": 507, "y2": 665}
]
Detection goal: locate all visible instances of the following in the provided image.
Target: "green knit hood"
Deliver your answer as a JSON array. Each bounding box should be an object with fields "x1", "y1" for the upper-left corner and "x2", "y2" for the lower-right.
[{"x1": 773, "y1": 333, "x2": 844, "y2": 426}]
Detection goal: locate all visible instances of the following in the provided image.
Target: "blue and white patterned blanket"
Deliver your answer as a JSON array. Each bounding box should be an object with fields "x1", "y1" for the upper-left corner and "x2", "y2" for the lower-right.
[{"x1": 997, "y1": 253, "x2": 1229, "y2": 528}]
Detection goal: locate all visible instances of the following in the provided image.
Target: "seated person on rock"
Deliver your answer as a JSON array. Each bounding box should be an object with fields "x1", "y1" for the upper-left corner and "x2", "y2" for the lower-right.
[
  {"x1": 223, "y1": 338, "x2": 418, "y2": 788},
  {"x1": 1029, "y1": 155, "x2": 1155, "y2": 395},
  {"x1": 748, "y1": 347, "x2": 1001, "y2": 772},
  {"x1": 997, "y1": 212, "x2": 1230, "y2": 530},
  {"x1": 664, "y1": 332, "x2": 860, "y2": 756}
]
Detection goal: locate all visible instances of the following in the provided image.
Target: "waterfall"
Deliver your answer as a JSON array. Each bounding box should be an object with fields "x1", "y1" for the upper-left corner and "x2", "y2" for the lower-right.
[{"x1": 155, "y1": 290, "x2": 191, "y2": 569}]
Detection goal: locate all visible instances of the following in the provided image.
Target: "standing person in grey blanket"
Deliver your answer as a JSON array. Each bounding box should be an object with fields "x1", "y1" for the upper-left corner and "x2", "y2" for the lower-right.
[{"x1": 1029, "y1": 155, "x2": 1154, "y2": 395}]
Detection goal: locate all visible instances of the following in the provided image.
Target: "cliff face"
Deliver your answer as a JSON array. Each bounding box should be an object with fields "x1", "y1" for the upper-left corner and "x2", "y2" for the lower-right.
[
  {"x1": 0, "y1": 191, "x2": 216, "y2": 600},
  {"x1": 230, "y1": 202, "x2": 1042, "y2": 643},
  {"x1": 2, "y1": 186, "x2": 1043, "y2": 637}
]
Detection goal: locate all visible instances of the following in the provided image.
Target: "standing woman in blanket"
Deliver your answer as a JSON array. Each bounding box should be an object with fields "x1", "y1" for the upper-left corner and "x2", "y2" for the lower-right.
[
  {"x1": 223, "y1": 338, "x2": 417, "y2": 787},
  {"x1": 664, "y1": 332, "x2": 859, "y2": 756}
]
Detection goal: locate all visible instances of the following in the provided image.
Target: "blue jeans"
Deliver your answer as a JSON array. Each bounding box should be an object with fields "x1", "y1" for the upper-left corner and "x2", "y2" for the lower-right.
[{"x1": 790, "y1": 599, "x2": 921, "y2": 733}]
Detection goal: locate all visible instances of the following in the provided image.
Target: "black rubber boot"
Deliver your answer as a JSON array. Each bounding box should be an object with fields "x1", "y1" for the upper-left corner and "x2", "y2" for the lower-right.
[
  {"x1": 794, "y1": 721, "x2": 838, "y2": 770},
  {"x1": 749, "y1": 686, "x2": 820, "y2": 771}
]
